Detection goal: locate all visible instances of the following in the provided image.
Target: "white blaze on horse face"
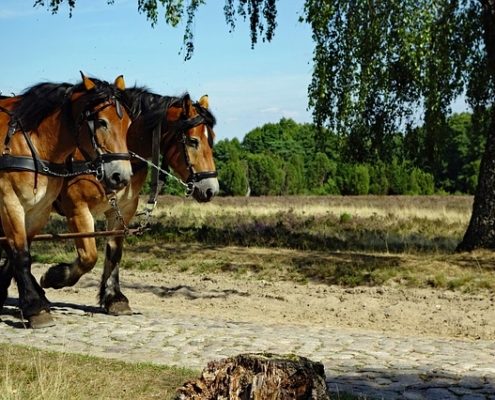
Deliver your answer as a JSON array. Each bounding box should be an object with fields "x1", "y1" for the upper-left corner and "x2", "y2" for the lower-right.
[{"x1": 203, "y1": 126, "x2": 209, "y2": 141}]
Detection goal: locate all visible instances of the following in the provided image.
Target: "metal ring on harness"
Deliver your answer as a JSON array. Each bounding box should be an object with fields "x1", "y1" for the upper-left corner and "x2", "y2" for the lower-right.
[{"x1": 186, "y1": 182, "x2": 194, "y2": 197}]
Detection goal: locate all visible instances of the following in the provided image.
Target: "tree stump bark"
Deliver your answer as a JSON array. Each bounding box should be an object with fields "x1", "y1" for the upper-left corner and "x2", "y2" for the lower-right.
[{"x1": 175, "y1": 353, "x2": 331, "y2": 400}]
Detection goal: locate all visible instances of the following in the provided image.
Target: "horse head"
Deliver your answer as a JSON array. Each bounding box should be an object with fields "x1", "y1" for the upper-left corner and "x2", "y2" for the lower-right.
[
  {"x1": 162, "y1": 93, "x2": 219, "y2": 202},
  {"x1": 69, "y1": 73, "x2": 132, "y2": 191}
]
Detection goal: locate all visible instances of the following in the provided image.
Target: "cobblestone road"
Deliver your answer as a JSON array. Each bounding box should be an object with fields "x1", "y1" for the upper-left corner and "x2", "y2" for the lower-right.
[{"x1": 0, "y1": 296, "x2": 494, "y2": 400}]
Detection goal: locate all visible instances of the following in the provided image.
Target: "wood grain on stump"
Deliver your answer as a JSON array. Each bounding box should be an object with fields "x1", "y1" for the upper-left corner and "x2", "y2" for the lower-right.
[{"x1": 176, "y1": 353, "x2": 330, "y2": 400}]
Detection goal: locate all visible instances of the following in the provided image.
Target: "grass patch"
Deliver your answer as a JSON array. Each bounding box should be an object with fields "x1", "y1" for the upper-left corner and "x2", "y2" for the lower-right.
[{"x1": 0, "y1": 343, "x2": 196, "y2": 400}]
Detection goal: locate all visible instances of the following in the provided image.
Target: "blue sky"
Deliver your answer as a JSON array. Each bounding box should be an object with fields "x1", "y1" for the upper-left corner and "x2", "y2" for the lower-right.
[{"x1": 0, "y1": 1, "x2": 314, "y2": 141}]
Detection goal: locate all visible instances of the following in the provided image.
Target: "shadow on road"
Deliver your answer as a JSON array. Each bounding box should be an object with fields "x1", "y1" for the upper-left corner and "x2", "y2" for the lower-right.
[{"x1": 326, "y1": 368, "x2": 494, "y2": 399}]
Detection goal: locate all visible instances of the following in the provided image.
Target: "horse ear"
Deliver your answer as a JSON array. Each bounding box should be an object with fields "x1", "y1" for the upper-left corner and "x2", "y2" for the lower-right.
[
  {"x1": 80, "y1": 71, "x2": 96, "y2": 91},
  {"x1": 114, "y1": 75, "x2": 126, "y2": 91},
  {"x1": 199, "y1": 95, "x2": 209, "y2": 109}
]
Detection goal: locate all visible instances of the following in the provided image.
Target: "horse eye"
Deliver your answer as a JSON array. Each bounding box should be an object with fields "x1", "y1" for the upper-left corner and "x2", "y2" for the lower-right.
[
  {"x1": 98, "y1": 119, "x2": 108, "y2": 129},
  {"x1": 188, "y1": 137, "x2": 200, "y2": 149}
]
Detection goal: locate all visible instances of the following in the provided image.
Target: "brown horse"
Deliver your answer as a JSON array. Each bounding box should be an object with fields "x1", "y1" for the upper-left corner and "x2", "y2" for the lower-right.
[
  {"x1": 0, "y1": 73, "x2": 133, "y2": 328},
  {"x1": 40, "y1": 88, "x2": 218, "y2": 314}
]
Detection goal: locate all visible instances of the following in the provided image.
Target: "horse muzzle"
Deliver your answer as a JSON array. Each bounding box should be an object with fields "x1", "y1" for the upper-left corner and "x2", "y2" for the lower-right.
[
  {"x1": 101, "y1": 159, "x2": 133, "y2": 190},
  {"x1": 190, "y1": 177, "x2": 219, "y2": 203}
]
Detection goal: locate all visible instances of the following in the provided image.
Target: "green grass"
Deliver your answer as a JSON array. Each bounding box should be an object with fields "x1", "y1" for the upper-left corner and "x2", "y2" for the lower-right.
[{"x1": 0, "y1": 343, "x2": 196, "y2": 400}]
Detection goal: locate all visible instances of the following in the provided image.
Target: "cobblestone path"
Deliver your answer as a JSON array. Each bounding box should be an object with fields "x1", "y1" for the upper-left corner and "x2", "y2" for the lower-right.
[{"x1": 0, "y1": 297, "x2": 494, "y2": 400}]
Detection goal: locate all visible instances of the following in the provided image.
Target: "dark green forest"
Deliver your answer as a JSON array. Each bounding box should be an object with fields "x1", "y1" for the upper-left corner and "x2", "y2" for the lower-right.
[{"x1": 207, "y1": 110, "x2": 488, "y2": 197}]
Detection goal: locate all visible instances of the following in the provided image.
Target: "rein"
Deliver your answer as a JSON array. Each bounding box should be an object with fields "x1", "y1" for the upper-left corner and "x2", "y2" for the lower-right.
[{"x1": 129, "y1": 150, "x2": 190, "y2": 192}]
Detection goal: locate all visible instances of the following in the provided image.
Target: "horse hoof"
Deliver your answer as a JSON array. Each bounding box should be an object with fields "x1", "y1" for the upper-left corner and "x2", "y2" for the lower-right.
[
  {"x1": 29, "y1": 310, "x2": 55, "y2": 329},
  {"x1": 40, "y1": 263, "x2": 73, "y2": 289},
  {"x1": 40, "y1": 269, "x2": 59, "y2": 289},
  {"x1": 107, "y1": 301, "x2": 132, "y2": 316},
  {"x1": 39, "y1": 274, "x2": 48, "y2": 288}
]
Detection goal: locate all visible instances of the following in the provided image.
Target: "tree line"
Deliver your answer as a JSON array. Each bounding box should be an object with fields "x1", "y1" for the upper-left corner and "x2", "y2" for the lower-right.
[{"x1": 210, "y1": 111, "x2": 487, "y2": 197}]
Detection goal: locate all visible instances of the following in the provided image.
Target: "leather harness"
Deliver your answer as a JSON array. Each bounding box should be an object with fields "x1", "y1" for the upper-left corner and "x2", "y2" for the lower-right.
[{"x1": 0, "y1": 95, "x2": 129, "y2": 188}]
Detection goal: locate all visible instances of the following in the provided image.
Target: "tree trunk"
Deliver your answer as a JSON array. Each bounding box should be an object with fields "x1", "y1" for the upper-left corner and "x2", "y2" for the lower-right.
[
  {"x1": 175, "y1": 353, "x2": 331, "y2": 400},
  {"x1": 457, "y1": 0, "x2": 495, "y2": 251},
  {"x1": 458, "y1": 107, "x2": 495, "y2": 251}
]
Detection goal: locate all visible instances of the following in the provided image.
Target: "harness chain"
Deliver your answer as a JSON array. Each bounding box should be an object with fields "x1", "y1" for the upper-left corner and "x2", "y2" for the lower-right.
[
  {"x1": 106, "y1": 191, "x2": 130, "y2": 235},
  {"x1": 105, "y1": 141, "x2": 192, "y2": 237},
  {"x1": 129, "y1": 151, "x2": 191, "y2": 192}
]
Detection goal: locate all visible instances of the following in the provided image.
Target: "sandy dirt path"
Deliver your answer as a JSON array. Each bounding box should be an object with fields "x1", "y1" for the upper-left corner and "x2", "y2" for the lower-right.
[{"x1": 27, "y1": 263, "x2": 495, "y2": 341}]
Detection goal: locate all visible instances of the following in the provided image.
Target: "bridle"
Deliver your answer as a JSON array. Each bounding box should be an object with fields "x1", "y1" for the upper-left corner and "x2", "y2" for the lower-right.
[
  {"x1": 166, "y1": 103, "x2": 218, "y2": 185},
  {"x1": 161, "y1": 103, "x2": 218, "y2": 190},
  {"x1": 74, "y1": 94, "x2": 130, "y2": 180},
  {"x1": 131, "y1": 101, "x2": 218, "y2": 205}
]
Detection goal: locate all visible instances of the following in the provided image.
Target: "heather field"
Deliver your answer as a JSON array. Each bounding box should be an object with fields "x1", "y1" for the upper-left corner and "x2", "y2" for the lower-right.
[
  {"x1": 35, "y1": 194, "x2": 495, "y2": 292},
  {"x1": 147, "y1": 195, "x2": 471, "y2": 253}
]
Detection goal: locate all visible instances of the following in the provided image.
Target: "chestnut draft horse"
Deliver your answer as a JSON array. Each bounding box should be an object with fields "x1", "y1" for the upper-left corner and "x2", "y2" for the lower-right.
[
  {"x1": 0, "y1": 74, "x2": 133, "y2": 328},
  {"x1": 40, "y1": 88, "x2": 219, "y2": 314}
]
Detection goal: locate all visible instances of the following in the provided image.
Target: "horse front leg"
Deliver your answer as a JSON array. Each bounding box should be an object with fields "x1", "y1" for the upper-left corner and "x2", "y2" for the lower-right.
[
  {"x1": 100, "y1": 236, "x2": 131, "y2": 315},
  {"x1": 0, "y1": 262, "x2": 13, "y2": 312},
  {"x1": 0, "y1": 243, "x2": 13, "y2": 311},
  {"x1": 0, "y1": 198, "x2": 54, "y2": 328},
  {"x1": 99, "y1": 199, "x2": 138, "y2": 315},
  {"x1": 40, "y1": 208, "x2": 98, "y2": 289},
  {"x1": 13, "y1": 249, "x2": 53, "y2": 328}
]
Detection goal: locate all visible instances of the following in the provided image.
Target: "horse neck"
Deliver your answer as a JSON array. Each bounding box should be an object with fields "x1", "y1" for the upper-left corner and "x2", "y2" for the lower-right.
[
  {"x1": 127, "y1": 118, "x2": 160, "y2": 159},
  {"x1": 127, "y1": 98, "x2": 182, "y2": 160},
  {"x1": 30, "y1": 108, "x2": 77, "y2": 163}
]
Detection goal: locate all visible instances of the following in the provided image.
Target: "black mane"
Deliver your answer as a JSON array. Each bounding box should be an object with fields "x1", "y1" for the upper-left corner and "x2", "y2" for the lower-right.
[
  {"x1": 12, "y1": 78, "x2": 124, "y2": 132},
  {"x1": 124, "y1": 87, "x2": 216, "y2": 132},
  {"x1": 13, "y1": 82, "x2": 72, "y2": 131},
  {"x1": 124, "y1": 86, "x2": 178, "y2": 132}
]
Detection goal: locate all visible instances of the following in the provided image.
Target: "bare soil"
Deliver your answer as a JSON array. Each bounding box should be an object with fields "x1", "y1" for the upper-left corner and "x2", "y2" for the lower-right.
[{"x1": 31, "y1": 248, "x2": 495, "y2": 341}]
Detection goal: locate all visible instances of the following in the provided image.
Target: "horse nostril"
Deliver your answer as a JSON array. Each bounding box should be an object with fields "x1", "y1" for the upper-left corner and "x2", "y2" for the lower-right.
[
  {"x1": 112, "y1": 172, "x2": 129, "y2": 187},
  {"x1": 205, "y1": 188, "x2": 213, "y2": 200}
]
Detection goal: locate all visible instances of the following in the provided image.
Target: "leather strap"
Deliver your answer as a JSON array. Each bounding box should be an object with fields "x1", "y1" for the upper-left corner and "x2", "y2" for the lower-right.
[
  {"x1": 0, "y1": 154, "x2": 70, "y2": 176},
  {"x1": 148, "y1": 122, "x2": 164, "y2": 205}
]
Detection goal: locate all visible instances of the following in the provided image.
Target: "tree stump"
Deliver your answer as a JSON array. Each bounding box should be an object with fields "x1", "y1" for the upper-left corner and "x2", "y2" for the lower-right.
[{"x1": 175, "y1": 353, "x2": 331, "y2": 400}]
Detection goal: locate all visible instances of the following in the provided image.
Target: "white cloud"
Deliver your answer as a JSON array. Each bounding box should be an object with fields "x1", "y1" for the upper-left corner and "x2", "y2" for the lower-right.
[
  {"x1": 260, "y1": 107, "x2": 281, "y2": 114},
  {"x1": 0, "y1": 8, "x2": 38, "y2": 19}
]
